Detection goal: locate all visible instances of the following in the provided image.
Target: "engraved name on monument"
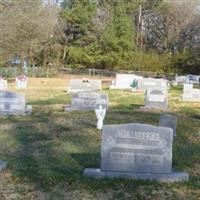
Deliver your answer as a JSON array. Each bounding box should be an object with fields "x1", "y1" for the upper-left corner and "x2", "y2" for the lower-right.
[{"x1": 101, "y1": 124, "x2": 172, "y2": 173}]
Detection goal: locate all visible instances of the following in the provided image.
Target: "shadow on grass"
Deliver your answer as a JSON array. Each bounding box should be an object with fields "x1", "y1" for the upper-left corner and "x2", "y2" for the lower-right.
[
  {"x1": 29, "y1": 94, "x2": 70, "y2": 106},
  {"x1": 0, "y1": 104, "x2": 199, "y2": 192}
]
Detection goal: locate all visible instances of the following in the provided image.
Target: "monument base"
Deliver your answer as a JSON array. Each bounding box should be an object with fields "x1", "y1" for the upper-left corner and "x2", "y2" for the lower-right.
[
  {"x1": 84, "y1": 168, "x2": 189, "y2": 183},
  {"x1": 0, "y1": 160, "x2": 7, "y2": 172},
  {"x1": 0, "y1": 105, "x2": 32, "y2": 116}
]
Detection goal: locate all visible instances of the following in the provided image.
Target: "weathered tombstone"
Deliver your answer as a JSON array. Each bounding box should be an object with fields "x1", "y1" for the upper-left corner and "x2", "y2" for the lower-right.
[
  {"x1": 159, "y1": 114, "x2": 177, "y2": 136},
  {"x1": 0, "y1": 160, "x2": 7, "y2": 172},
  {"x1": 144, "y1": 88, "x2": 168, "y2": 110},
  {"x1": 183, "y1": 83, "x2": 193, "y2": 92},
  {"x1": 16, "y1": 75, "x2": 28, "y2": 89},
  {"x1": 65, "y1": 92, "x2": 108, "y2": 111},
  {"x1": 68, "y1": 79, "x2": 102, "y2": 93},
  {"x1": 110, "y1": 74, "x2": 143, "y2": 89},
  {"x1": 187, "y1": 75, "x2": 200, "y2": 84},
  {"x1": 84, "y1": 123, "x2": 189, "y2": 182},
  {"x1": 137, "y1": 78, "x2": 168, "y2": 91},
  {"x1": 0, "y1": 77, "x2": 7, "y2": 90},
  {"x1": 0, "y1": 91, "x2": 32, "y2": 116},
  {"x1": 175, "y1": 76, "x2": 190, "y2": 85},
  {"x1": 182, "y1": 84, "x2": 200, "y2": 102},
  {"x1": 95, "y1": 105, "x2": 106, "y2": 130}
]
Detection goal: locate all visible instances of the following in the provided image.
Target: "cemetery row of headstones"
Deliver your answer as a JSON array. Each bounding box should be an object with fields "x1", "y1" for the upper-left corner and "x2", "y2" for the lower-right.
[
  {"x1": 0, "y1": 74, "x2": 194, "y2": 182},
  {"x1": 175, "y1": 75, "x2": 200, "y2": 85},
  {"x1": 0, "y1": 75, "x2": 28, "y2": 90}
]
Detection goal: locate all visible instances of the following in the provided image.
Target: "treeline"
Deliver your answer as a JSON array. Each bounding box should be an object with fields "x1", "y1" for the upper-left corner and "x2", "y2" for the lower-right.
[{"x1": 0, "y1": 0, "x2": 200, "y2": 74}]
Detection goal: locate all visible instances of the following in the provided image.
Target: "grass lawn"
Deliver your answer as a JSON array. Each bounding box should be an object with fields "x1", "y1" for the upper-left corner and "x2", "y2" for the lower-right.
[{"x1": 0, "y1": 76, "x2": 200, "y2": 200}]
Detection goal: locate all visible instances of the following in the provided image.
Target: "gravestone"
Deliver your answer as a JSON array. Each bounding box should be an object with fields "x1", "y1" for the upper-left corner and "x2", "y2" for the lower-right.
[
  {"x1": 68, "y1": 79, "x2": 102, "y2": 93},
  {"x1": 137, "y1": 78, "x2": 168, "y2": 91},
  {"x1": 84, "y1": 123, "x2": 189, "y2": 182},
  {"x1": 0, "y1": 78, "x2": 7, "y2": 90},
  {"x1": 187, "y1": 75, "x2": 200, "y2": 84},
  {"x1": 0, "y1": 160, "x2": 7, "y2": 172},
  {"x1": 144, "y1": 88, "x2": 168, "y2": 110},
  {"x1": 182, "y1": 84, "x2": 200, "y2": 102},
  {"x1": 110, "y1": 74, "x2": 143, "y2": 89},
  {"x1": 65, "y1": 92, "x2": 108, "y2": 111},
  {"x1": 16, "y1": 75, "x2": 28, "y2": 89},
  {"x1": 175, "y1": 76, "x2": 189, "y2": 85},
  {"x1": 159, "y1": 114, "x2": 177, "y2": 136},
  {"x1": 0, "y1": 91, "x2": 32, "y2": 116}
]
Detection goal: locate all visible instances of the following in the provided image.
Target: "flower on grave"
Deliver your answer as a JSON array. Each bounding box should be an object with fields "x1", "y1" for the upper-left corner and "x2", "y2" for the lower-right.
[
  {"x1": 130, "y1": 79, "x2": 138, "y2": 89},
  {"x1": 0, "y1": 76, "x2": 5, "y2": 80},
  {"x1": 16, "y1": 74, "x2": 27, "y2": 81}
]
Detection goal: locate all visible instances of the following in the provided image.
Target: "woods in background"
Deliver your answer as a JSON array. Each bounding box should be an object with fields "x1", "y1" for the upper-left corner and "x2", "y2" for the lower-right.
[{"x1": 0, "y1": 0, "x2": 200, "y2": 74}]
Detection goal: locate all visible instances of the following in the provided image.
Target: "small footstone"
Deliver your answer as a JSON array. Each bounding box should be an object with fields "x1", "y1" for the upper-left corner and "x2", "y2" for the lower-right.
[{"x1": 0, "y1": 160, "x2": 7, "y2": 172}]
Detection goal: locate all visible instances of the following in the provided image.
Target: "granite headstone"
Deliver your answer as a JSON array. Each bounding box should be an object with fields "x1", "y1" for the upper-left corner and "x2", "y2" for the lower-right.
[
  {"x1": 84, "y1": 123, "x2": 189, "y2": 182},
  {"x1": 0, "y1": 91, "x2": 32, "y2": 115},
  {"x1": 65, "y1": 92, "x2": 108, "y2": 111},
  {"x1": 159, "y1": 114, "x2": 177, "y2": 136},
  {"x1": 144, "y1": 88, "x2": 168, "y2": 110},
  {"x1": 68, "y1": 79, "x2": 102, "y2": 93},
  {"x1": 137, "y1": 78, "x2": 168, "y2": 91}
]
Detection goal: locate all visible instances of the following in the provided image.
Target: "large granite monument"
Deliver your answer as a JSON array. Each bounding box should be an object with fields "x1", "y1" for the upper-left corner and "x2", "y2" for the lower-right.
[
  {"x1": 0, "y1": 91, "x2": 32, "y2": 116},
  {"x1": 65, "y1": 92, "x2": 108, "y2": 111},
  {"x1": 84, "y1": 123, "x2": 189, "y2": 182}
]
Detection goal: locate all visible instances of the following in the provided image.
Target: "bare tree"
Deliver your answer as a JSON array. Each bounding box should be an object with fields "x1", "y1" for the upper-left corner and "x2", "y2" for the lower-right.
[{"x1": 0, "y1": 0, "x2": 59, "y2": 68}]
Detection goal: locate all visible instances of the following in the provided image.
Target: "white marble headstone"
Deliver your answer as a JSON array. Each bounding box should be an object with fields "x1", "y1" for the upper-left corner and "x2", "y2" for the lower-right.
[
  {"x1": 110, "y1": 74, "x2": 143, "y2": 89},
  {"x1": 0, "y1": 79, "x2": 7, "y2": 90}
]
